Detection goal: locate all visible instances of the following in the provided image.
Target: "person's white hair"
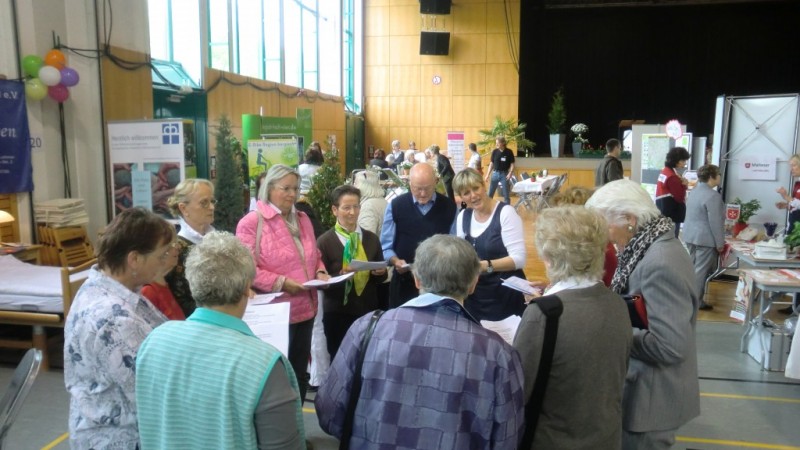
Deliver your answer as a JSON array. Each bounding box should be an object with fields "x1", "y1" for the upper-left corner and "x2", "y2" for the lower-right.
[
  {"x1": 413, "y1": 235, "x2": 480, "y2": 300},
  {"x1": 585, "y1": 179, "x2": 660, "y2": 231},
  {"x1": 259, "y1": 164, "x2": 300, "y2": 202},
  {"x1": 405, "y1": 149, "x2": 416, "y2": 162},
  {"x1": 392, "y1": 139, "x2": 401, "y2": 148},
  {"x1": 535, "y1": 206, "x2": 607, "y2": 283},
  {"x1": 386, "y1": 154, "x2": 396, "y2": 164},
  {"x1": 354, "y1": 170, "x2": 385, "y2": 199},
  {"x1": 185, "y1": 231, "x2": 256, "y2": 307}
]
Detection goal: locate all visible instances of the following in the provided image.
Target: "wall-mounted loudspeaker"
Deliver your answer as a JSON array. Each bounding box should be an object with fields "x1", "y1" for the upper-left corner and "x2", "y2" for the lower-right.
[
  {"x1": 420, "y1": 0, "x2": 451, "y2": 15},
  {"x1": 420, "y1": 31, "x2": 450, "y2": 55}
]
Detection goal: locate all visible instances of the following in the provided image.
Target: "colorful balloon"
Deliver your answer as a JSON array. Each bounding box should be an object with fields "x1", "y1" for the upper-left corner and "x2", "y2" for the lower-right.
[
  {"x1": 60, "y1": 67, "x2": 80, "y2": 87},
  {"x1": 44, "y1": 49, "x2": 67, "y2": 69},
  {"x1": 38, "y1": 66, "x2": 62, "y2": 86},
  {"x1": 25, "y1": 78, "x2": 47, "y2": 101},
  {"x1": 48, "y1": 84, "x2": 70, "y2": 103},
  {"x1": 22, "y1": 55, "x2": 44, "y2": 78}
]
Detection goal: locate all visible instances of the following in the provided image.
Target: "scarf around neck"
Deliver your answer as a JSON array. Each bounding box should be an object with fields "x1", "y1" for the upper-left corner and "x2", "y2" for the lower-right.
[
  {"x1": 335, "y1": 222, "x2": 368, "y2": 304},
  {"x1": 610, "y1": 216, "x2": 674, "y2": 294}
]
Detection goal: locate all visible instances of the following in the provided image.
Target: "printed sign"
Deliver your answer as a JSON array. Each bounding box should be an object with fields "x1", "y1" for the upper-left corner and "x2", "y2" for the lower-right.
[
  {"x1": 0, "y1": 80, "x2": 33, "y2": 193},
  {"x1": 447, "y1": 132, "x2": 465, "y2": 172},
  {"x1": 740, "y1": 156, "x2": 777, "y2": 180}
]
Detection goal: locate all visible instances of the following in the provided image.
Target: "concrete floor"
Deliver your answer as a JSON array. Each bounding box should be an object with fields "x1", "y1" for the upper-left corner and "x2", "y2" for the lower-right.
[{"x1": 1, "y1": 320, "x2": 799, "y2": 449}]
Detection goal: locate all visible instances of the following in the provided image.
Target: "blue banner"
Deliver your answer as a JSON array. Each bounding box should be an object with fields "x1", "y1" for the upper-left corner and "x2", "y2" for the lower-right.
[{"x1": 0, "y1": 80, "x2": 33, "y2": 193}]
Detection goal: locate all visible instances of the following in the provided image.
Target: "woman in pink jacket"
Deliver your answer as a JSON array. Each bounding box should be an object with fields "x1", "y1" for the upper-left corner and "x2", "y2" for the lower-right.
[{"x1": 237, "y1": 164, "x2": 329, "y2": 404}]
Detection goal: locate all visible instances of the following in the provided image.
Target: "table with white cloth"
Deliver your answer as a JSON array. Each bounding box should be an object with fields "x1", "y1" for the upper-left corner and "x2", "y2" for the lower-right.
[{"x1": 511, "y1": 175, "x2": 558, "y2": 211}]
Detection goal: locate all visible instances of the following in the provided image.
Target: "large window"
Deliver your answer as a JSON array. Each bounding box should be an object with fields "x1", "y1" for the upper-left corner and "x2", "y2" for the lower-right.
[{"x1": 149, "y1": 0, "x2": 360, "y2": 110}]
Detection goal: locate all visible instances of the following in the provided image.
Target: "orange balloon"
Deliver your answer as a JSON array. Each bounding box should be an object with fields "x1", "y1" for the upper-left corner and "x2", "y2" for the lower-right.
[{"x1": 44, "y1": 49, "x2": 66, "y2": 69}]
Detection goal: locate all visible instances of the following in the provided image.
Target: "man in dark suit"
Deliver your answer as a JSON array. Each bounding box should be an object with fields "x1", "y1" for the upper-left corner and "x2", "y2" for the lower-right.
[{"x1": 380, "y1": 163, "x2": 457, "y2": 307}]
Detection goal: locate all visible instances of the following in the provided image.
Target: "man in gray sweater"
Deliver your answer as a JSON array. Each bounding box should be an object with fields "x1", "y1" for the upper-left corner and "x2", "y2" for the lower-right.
[{"x1": 595, "y1": 138, "x2": 624, "y2": 186}]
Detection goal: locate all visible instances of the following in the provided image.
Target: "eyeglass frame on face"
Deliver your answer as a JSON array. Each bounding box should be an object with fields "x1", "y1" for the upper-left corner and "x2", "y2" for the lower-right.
[
  {"x1": 184, "y1": 198, "x2": 217, "y2": 209},
  {"x1": 274, "y1": 184, "x2": 299, "y2": 194},
  {"x1": 334, "y1": 204, "x2": 361, "y2": 213},
  {"x1": 409, "y1": 183, "x2": 434, "y2": 195}
]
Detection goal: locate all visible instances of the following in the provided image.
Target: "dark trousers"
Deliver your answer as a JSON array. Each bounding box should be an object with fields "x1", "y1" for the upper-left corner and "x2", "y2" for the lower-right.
[
  {"x1": 288, "y1": 318, "x2": 314, "y2": 404},
  {"x1": 389, "y1": 270, "x2": 419, "y2": 308},
  {"x1": 323, "y1": 311, "x2": 359, "y2": 361}
]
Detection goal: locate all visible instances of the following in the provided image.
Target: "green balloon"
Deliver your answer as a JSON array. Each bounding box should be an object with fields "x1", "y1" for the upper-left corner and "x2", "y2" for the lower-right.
[
  {"x1": 22, "y1": 55, "x2": 44, "y2": 78},
  {"x1": 25, "y1": 78, "x2": 47, "y2": 101}
]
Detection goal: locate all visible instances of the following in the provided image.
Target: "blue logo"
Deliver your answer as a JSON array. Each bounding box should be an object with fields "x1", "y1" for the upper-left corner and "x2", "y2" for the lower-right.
[{"x1": 162, "y1": 123, "x2": 181, "y2": 145}]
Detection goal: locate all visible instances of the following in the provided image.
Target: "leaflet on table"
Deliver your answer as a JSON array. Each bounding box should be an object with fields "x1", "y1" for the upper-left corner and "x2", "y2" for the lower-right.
[
  {"x1": 502, "y1": 276, "x2": 539, "y2": 295},
  {"x1": 347, "y1": 259, "x2": 387, "y2": 271},
  {"x1": 302, "y1": 272, "x2": 354, "y2": 287},
  {"x1": 242, "y1": 301, "x2": 290, "y2": 356},
  {"x1": 481, "y1": 315, "x2": 522, "y2": 345}
]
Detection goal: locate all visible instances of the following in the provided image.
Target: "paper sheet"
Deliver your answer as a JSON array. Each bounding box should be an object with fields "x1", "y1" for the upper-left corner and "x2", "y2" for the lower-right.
[
  {"x1": 242, "y1": 301, "x2": 291, "y2": 356},
  {"x1": 303, "y1": 272, "x2": 354, "y2": 287},
  {"x1": 481, "y1": 315, "x2": 522, "y2": 346},
  {"x1": 502, "y1": 276, "x2": 539, "y2": 296},
  {"x1": 250, "y1": 292, "x2": 283, "y2": 305},
  {"x1": 347, "y1": 259, "x2": 387, "y2": 271}
]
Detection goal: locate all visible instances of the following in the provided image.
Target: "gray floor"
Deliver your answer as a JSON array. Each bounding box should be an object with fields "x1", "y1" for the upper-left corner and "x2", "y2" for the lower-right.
[{"x1": 1, "y1": 321, "x2": 798, "y2": 450}]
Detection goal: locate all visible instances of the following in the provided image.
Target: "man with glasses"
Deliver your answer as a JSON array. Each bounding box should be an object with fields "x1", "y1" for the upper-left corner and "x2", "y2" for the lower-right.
[{"x1": 380, "y1": 163, "x2": 457, "y2": 308}]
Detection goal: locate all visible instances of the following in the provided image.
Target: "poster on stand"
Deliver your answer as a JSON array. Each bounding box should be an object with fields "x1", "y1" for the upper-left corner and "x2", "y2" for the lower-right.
[
  {"x1": 739, "y1": 156, "x2": 777, "y2": 180},
  {"x1": 446, "y1": 132, "x2": 465, "y2": 172},
  {"x1": 0, "y1": 80, "x2": 33, "y2": 193},
  {"x1": 730, "y1": 272, "x2": 752, "y2": 323},
  {"x1": 246, "y1": 137, "x2": 300, "y2": 183},
  {"x1": 107, "y1": 120, "x2": 185, "y2": 218}
]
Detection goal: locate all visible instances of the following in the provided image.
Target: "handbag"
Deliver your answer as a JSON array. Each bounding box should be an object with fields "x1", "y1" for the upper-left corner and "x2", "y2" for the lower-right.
[
  {"x1": 623, "y1": 294, "x2": 648, "y2": 329},
  {"x1": 339, "y1": 309, "x2": 385, "y2": 450}
]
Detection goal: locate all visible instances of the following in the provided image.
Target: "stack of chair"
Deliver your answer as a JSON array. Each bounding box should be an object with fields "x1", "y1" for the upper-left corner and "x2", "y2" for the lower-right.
[{"x1": 36, "y1": 225, "x2": 94, "y2": 267}]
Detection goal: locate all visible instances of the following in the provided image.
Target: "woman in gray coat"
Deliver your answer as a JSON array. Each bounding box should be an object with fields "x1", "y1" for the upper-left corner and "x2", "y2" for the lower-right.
[
  {"x1": 586, "y1": 179, "x2": 700, "y2": 450},
  {"x1": 682, "y1": 165, "x2": 725, "y2": 311}
]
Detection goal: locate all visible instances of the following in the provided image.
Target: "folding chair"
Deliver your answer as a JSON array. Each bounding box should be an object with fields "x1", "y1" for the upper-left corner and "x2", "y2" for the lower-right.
[
  {"x1": 0, "y1": 349, "x2": 43, "y2": 449},
  {"x1": 539, "y1": 173, "x2": 568, "y2": 211},
  {"x1": 521, "y1": 172, "x2": 531, "y2": 180}
]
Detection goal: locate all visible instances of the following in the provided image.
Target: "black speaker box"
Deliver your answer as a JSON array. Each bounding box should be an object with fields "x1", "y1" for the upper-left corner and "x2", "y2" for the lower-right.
[
  {"x1": 420, "y1": 32, "x2": 450, "y2": 55},
  {"x1": 420, "y1": 0, "x2": 451, "y2": 15}
]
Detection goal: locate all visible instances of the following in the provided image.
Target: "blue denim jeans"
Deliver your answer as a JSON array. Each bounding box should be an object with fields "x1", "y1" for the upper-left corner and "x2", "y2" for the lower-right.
[{"x1": 488, "y1": 170, "x2": 510, "y2": 204}]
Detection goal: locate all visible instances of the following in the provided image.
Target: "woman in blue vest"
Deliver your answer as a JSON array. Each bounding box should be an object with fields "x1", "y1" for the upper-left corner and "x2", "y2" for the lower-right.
[{"x1": 453, "y1": 168, "x2": 527, "y2": 320}]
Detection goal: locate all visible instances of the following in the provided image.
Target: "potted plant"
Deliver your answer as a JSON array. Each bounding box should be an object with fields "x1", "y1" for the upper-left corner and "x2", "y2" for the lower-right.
[
  {"x1": 306, "y1": 144, "x2": 345, "y2": 229},
  {"x1": 546, "y1": 87, "x2": 567, "y2": 158},
  {"x1": 570, "y1": 123, "x2": 588, "y2": 155},
  {"x1": 478, "y1": 116, "x2": 536, "y2": 157},
  {"x1": 399, "y1": 160, "x2": 414, "y2": 176},
  {"x1": 212, "y1": 114, "x2": 245, "y2": 233},
  {"x1": 731, "y1": 197, "x2": 761, "y2": 237}
]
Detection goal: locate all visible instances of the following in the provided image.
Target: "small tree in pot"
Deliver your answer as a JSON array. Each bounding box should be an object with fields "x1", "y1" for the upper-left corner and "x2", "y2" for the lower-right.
[{"x1": 547, "y1": 87, "x2": 567, "y2": 158}]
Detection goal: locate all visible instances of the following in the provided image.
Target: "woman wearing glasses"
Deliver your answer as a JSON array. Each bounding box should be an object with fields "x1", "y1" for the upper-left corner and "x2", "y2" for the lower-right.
[
  {"x1": 165, "y1": 178, "x2": 216, "y2": 317},
  {"x1": 237, "y1": 164, "x2": 329, "y2": 404}
]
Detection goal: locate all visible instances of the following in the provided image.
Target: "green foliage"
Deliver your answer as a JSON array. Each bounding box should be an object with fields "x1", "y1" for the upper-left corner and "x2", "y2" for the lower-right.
[
  {"x1": 732, "y1": 197, "x2": 761, "y2": 224},
  {"x1": 477, "y1": 116, "x2": 536, "y2": 154},
  {"x1": 306, "y1": 148, "x2": 344, "y2": 229},
  {"x1": 785, "y1": 223, "x2": 800, "y2": 247},
  {"x1": 213, "y1": 115, "x2": 245, "y2": 233},
  {"x1": 547, "y1": 87, "x2": 567, "y2": 134}
]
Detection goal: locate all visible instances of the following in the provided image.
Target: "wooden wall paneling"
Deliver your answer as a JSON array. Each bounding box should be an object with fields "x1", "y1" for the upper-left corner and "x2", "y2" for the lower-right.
[
  {"x1": 451, "y1": 34, "x2": 487, "y2": 65},
  {"x1": 420, "y1": 65, "x2": 452, "y2": 96},
  {"x1": 391, "y1": 35, "x2": 423, "y2": 66},
  {"x1": 452, "y1": 64, "x2": 486, "y2": 96},
  {"x1": 365, "y1": 96, "x2": 391, "y2": 126},
  {"x1": 365, "y1": 6, "x2": 390, "y2": 36},
  {"x1": 486, "y1": 34, "x2": 518, "y2": 64},
  {"x1": 390, "y1": 66, "x2": 421, "y2": 97},
  {"x1": 388, "y1": 127, "x2": 420, "y2": 147},
  {"x1": 419, "y1": 127, "x2": 448, "y2": 149},
  {"x1": 453, "y1": 3, "x2": 489, "y2": 34},
  {"x1": 452, "y1": 97, "x2": 487, "y2": 127},
  {"x1": 0, "y1": 194, "x2": 20, "y2": 243},
  {"x1": 486, "y1": 2, "x2": 520, "y2": 33},
  {"x1": 420, "y1": 96, "x2": 453, "y2": 127},
  {"x1": 365, "y1": 66, "x2": 391, "y2": 97},
  {"x1": 389, "y1": 5, "x2": 421, "y2": 35},
  {"x1": 486, "y1": 64, "x2": 518, "y2": 95},
  {"x1": 485, "y1": 96, "x2": 519, "y2": 124},
  {"x1": 365, "y1": 37, "x2": 391, "y2": 67},
  {"x1": 101, "y1": 47, "x2": 153, "y2": 121},
  {"x1": 366, "y1": 126, "x2": 390, "y2": 150},
  {"x1": 389, "y1": 97, "x2": 420, "y2": 127}
]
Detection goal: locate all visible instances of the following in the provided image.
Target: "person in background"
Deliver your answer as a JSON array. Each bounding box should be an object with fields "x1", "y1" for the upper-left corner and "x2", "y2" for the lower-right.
[
  {"x1": 369, "y1": 148, "x2": 388, "y2": 169},
  {"x1": 165, "y1": 178, "x2": 216, "y2": 317},
  {"x1": 453, "y1": 168, "x2": 527, "y2": 320},
  {"x1": 595, "y1": 138, "x2": 624, "y2": 186},
  {"x1": 64, "y1": 208, "x2": 172, "y2": 450},
  {"x1": 586, "y1": 179, "x2": 699, "y2": 450},
  {"x1": 141, "y1": 237, "x2": 185, "y2": 320},
  {"x1": 430, "y1": 144, "x2": 456, "y2": 201},
  {"x1": 389, "y1": 139, "x2": 404, "y2": 169},
  {"x1": 551, "y1": 186, "x2": 617, "y2": 287},
  {"x1": 655, "y1": 146, "x2": 691, "y2": 238},
  {"x1": 467, "y1": 142, "x2": 483, "y2": 175},
  {"x1": 514, "y1": 206, "x2": 631, "y2": 450},
  {"x1": 136, "y1": 232, "x2": 305, "y2": 450},
  {"x1": 316, "y1": 235, "x2": 524, "y2": 449},
  {"x1": 775, "y1": 153, "x2": 800, "y2": 314},
  {"x1": 298, "y1": 145, "x2": 324, "y2": 196},
  {"x1": 236, "y1": 164, "x2": 330, "y2": 404},
  {"x1": 485, "y1": 136, "x2": 515, "y2": 205},
  {"x1": 354, "y1": 170, "x2": 388, "y2": 236},
  {"x1": 249, "y1": 171, "x2": 269, "y2": 212},
  {"x1": 380, "y1": 163, "x2": 457, "y2": 307},
  {"x1": 317, "y1": 185, "x2": 387, "y2": 359},
  {"x1": 405, "y1": 148, "x2": 418, "y2": 165},
  {"x1": 683, "y1": 164, "x2": 725, "y2": 311}
]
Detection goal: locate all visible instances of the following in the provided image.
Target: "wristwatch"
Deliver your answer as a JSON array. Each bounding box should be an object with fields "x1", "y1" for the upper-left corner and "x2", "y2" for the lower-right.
[{"x1": 486, "y1": 259, "x2": 494, "y2": 274}]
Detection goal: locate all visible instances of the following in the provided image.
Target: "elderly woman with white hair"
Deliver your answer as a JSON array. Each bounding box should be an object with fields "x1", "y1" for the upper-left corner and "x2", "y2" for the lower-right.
[
  {"x1": 514, "y1": 206, "x2": 631, "y2": 449},
  {"x1": 136, "y1": 232, "x2": 305, "y2": 449},
  {"x1": 585, "y1": 179, "x2": 699, "y2": 450},
  {"x1": 354, "y1": 170, "x2": 388, "y2": 236},
  {"x1": 236, "y1": 164, "x2": 329, "y2": 404}
]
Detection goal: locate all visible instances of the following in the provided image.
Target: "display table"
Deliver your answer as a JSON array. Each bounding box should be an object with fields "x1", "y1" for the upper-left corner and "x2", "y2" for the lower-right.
[
  {"x1": 737, "y1": 269, "x2": 798, "y2": 371},
  {"x1": 511, "y1": 175, "x2": 558, "y2": 211}
]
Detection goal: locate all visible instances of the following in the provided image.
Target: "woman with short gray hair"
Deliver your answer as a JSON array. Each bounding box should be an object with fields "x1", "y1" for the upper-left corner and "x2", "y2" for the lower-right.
[
  {"x1": 586, "y1": 179, "x2": 699, "y2": 449},
  {"x1": 136, "y1": 232, "x2": 305, "y2": 449},
  {"x1": 514, "y1": 206, "x2": 631, "y2": 449},
  {"x1": 413, "y1": 234, "x2": 481, "y2": 300}
]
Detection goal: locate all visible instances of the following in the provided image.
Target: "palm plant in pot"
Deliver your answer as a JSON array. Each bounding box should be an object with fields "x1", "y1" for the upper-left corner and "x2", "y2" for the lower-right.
[
  {"x1": 478, "y1": 116, "x2": 535, "y2": 157},
  {"x1": 547, "y1": 87, "x2": 567, "y2": 158},
  {"x1": 731, "y1": 197, "x2": 761, "y2": 237}
]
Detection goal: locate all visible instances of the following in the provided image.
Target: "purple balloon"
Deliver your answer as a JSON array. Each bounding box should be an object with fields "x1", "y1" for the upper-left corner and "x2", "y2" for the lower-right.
[
  {"x1": 48, "y1": 84, "x2": 70, "y2": 103},
  {"x1": 60, "y1": 67, "x2": 80, "y2": 87}
]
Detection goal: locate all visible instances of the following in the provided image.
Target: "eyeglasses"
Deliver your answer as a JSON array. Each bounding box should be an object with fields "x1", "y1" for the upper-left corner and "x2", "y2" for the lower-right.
[
  {"x1": 336, "y1": 205, "x2": 361, "y2": 213},
  {"x1": 189, "y1": 198, "x2": 217, "y2": 209},
  {"x1": 275, "y1": 185, "x2": 299, "y2": 194}
]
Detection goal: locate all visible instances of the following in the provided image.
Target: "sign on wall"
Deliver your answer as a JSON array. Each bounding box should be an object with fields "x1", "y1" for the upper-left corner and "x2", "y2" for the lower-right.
[
  {"x1": 107, "y1": 120, "x2": 185, "y2": 218},
  {"x1": 247, "y1": 138, "x2": 300, "y2": 182},
  {"x1": 739, "y1": 156, "x2": 777, "y2": 180},
  {"x1": 0, "y1": 80, "x2": 33, "y2": 193}
]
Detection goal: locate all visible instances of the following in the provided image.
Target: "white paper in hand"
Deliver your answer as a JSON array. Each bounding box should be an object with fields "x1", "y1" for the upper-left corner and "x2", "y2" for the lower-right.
[
  {"x1": 481, "y1": 315, "x2": 522, "y2": 345},
  {"x1": 502, "y1": 276, "x2": 539, "y2": 295},
  {"x1": 242, "y1": 302, "x2": 291, "y2": 356},
  {"x1": 303, "y1": 272, "x2": 355, "y2": 287}
]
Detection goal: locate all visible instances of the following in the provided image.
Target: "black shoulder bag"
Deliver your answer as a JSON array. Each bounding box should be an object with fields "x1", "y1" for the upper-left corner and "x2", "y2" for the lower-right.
[
  {"x1": 339, "y1": 309, "x2": 385, "y2": 450},
  {"x1": 520, "y1": 295, "x2": 563, "y2": 449}
]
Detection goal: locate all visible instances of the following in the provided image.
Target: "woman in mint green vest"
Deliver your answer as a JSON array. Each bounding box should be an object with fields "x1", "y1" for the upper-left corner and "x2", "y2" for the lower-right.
[{"x1": 136, "y1": 231, "x2": 305, "y2": 449}]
